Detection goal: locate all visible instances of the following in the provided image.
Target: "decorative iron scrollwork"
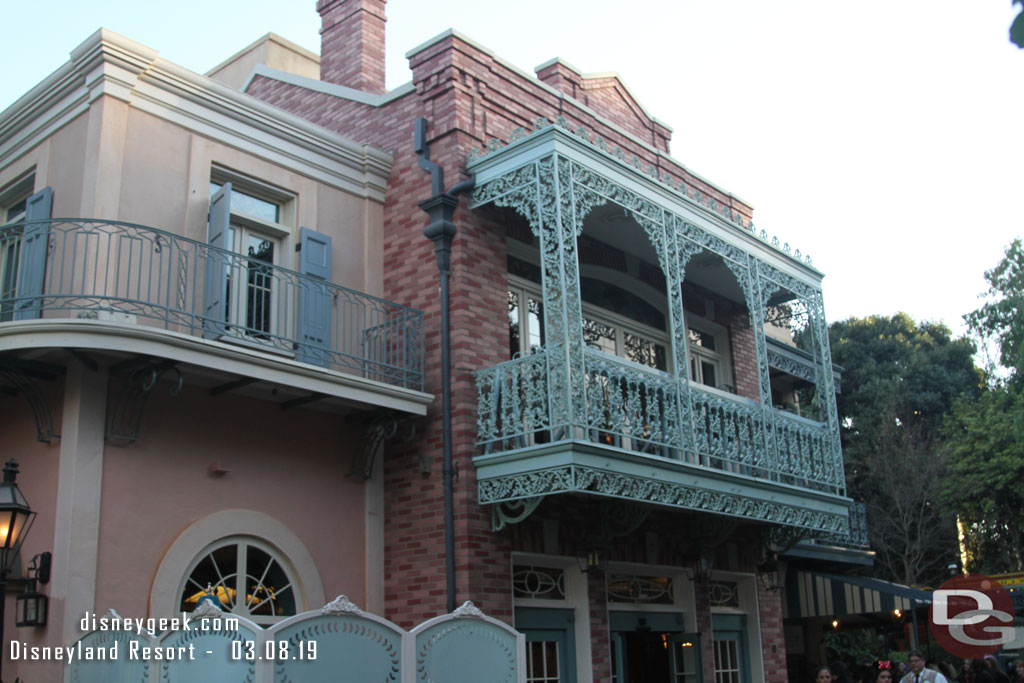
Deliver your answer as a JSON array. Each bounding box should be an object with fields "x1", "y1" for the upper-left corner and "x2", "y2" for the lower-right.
[
  {"x1": 348, "y1": 411, "x2": 417, "y2": 480},
  {"x1": 0, "y1": 359, "x2": 60, "y2": 442},
  {"x1": 106, "y1": 359, "x2": 182, "y2": 445}
]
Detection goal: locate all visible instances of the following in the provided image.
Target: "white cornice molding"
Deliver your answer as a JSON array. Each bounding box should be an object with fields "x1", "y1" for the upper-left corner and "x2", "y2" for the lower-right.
[{"x1": 0, "y1": 29, "x2": 392, "y2": 201}]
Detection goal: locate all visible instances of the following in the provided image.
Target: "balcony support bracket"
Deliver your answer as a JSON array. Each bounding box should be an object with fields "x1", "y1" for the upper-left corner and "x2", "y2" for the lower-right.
[
  {"x1": 349, "y1": 411, "x2": 417, "y2": 480},
  {"x1": 106, "y1": 359, "x2": 182, "y2": 445},
  {"x1": 492, "y1": 496, "x2": 545, "y2": 532},
  {"x1": 0, "y1": 359, "x2": 61, "y2": 443}
]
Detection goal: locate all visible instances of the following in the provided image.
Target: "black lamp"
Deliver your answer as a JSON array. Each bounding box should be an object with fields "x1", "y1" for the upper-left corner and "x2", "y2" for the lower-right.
[
  {"x1": 16, "y1": 552, "x2": 50, "y2": 627},
  {"x1": 0, "y1": 459, "x2": 37, "y2": 681},
  {"x1": 756, "y1": 555, "x2": 786, "y2": 592}
]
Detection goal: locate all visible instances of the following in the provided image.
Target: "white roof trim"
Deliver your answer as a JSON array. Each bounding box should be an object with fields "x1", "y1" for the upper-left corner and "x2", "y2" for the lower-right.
[{"x1": 242, "y1": 64, "x2": 415, "y2": 107}]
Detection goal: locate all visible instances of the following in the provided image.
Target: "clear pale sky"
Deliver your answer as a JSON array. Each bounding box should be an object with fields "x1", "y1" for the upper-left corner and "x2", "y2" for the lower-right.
[{"x1": 2, "y1": 1, "x2": 1021, "y2": 337}]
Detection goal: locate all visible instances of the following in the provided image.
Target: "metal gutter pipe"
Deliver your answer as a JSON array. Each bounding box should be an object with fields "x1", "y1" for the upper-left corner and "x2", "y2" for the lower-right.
[{"x1": 415, "y1": 118, "x2": 475, "y2": 613}]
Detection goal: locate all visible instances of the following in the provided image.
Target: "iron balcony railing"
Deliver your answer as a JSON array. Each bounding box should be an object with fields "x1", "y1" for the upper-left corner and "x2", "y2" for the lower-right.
[
  {"x1": 476, "y1": 348, "x2": 845, "y2": 496},
  {"x1": 804, "y1": 500, "x2": 870, "y2": 548},
  {"x1": 0, "y1": 219, "x2": 423, "y2": 390}
]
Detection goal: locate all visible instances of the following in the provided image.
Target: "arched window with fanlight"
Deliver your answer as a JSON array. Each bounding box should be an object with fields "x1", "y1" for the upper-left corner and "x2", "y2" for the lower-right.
[{"x1": 178, "y1": 537, "x2": 300, "y2": 625}]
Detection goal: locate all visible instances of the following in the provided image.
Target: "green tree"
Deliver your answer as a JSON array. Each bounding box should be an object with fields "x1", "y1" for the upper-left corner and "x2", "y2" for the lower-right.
[
  {"x1": 828, "y1": 314, "x2": 981, "y2": 586},
  {"x1": 942, "y1": 388, "x2": 1024, "y2": 572},
  {"x1": 942, "y1": 238, "x2": 1024, "y2": 572},
  {"x1": 965, "y1": 238, "x2": 1024, "y2": 381},
  {"x1": 1012, "y1": 0, "x2": 1024, "y2": 48}
]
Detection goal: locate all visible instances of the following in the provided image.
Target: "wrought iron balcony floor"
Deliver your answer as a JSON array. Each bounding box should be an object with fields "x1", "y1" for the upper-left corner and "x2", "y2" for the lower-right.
[{"x1": 476, "y1": 349, "x2": 850, "y2": 533}]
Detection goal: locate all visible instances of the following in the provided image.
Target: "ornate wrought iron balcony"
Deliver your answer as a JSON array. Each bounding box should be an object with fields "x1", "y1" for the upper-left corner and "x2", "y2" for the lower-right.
[
  {"x1": 0, "y1": 219, "x2": 423, "y2": 390},
  {"x1": 476, "y1": 349, "x2": 848, "y2": 533}
]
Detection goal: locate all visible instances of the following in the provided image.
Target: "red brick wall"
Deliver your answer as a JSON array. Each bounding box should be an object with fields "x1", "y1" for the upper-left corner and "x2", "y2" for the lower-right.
[
  {"x1": 729, "y1": 310, "x2": 761, "y2": 402},
  {"x1": 245, "y1": 17, "x2": 763, "y2": 632},
  {"x1": 587, "y1": 571, "x2": 612, "y2": 682},
  {"x1": 758, "y1": 580, "x2": 789, "y2": 683}
]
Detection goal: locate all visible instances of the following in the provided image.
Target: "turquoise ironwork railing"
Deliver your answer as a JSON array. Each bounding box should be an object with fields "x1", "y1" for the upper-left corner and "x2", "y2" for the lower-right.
[
  {"x1": 0, "y1": 219, "x2": 424, "y2": 390},
  {"x1": 803, "y1": 500, "x2": 870, "y2": 548},
  {"x1": 477, "y1": 349, "x2": 843, "y2": 495}
]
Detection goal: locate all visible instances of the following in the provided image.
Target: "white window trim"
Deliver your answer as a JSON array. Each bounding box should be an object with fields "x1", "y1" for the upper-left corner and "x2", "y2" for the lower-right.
[
  {"x1": 511, "y1": 552, "x2": 593, "y2": 683},
  {"x1": 210, "y1": 169, "x2": 297, "y2": 345},
  {"x1": 708, "y1": 571, "x2": 766, "y2": 683},
  {"x1": 150, "y1": 509, "x2": 325, "y2": 618},
  {"x1": 509, "y1": 274, "x2": 672, "y2": 372}
]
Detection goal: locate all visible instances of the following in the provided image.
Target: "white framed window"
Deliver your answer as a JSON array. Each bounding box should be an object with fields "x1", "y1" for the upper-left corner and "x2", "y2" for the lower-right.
[
  {"x1": 508, "y1": 275, "x2": 670, "y2": 373},
  {"x1": 0, "y1": 174, "x2": 35, "y2": 322},
  {"x1": 209, "y1": 171, "x2": 294, "y2": 340},
  {"x1": 178, "y1": 536, "x2": 301, "y2": 625},
  {"x1": 686, "y1": 316, "x2": 731, "y2": 391}
]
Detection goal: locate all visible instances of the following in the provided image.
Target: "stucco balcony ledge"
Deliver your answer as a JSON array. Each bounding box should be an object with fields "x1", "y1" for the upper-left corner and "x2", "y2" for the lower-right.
[{"x1": 0, "y1": 218, "x2": 429, "y2": 415}]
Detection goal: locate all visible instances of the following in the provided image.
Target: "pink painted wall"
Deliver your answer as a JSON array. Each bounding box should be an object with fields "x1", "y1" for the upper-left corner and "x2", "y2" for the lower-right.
[{"x1": 94, "y1": 381, "x2": 367, "y2": 618}]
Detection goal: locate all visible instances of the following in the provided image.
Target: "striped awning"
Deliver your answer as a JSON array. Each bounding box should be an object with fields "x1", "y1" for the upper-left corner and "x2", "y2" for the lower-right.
[{"x1": 786, "y1": 571, "x2": 931, "y2": 619}]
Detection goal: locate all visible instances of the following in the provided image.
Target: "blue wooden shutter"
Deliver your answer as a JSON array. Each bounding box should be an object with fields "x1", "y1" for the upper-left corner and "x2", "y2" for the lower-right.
[
  {"x1": 295, "y1": 226, "x2": 332, "y2": 367},
  {"x1": 13, "y1": 186, "x2": 53, "y2": 320},
  {"x1": 203, "y1": 183, "x2": 231, "y2": 339}
]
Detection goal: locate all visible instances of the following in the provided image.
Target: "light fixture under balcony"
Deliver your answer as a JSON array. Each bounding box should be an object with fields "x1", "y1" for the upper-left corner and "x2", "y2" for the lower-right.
[{"x1": 575, "y1": 548, "x2": 607, "y2": 574}]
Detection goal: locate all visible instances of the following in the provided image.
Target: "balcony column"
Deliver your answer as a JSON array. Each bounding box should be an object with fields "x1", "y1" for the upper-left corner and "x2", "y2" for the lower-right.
[
  {"x1": 808, "y1": 292, "x2": 844, "y2": 492},
  {"x1": 51, "y1": 361, "x2": 108, "y2": 643},
  {"x1": 533, "y1": 155, "x2": 586, "y2": 435},
  {"x1": 664, "y1": 214, "x2": 699, "y2": 456}
]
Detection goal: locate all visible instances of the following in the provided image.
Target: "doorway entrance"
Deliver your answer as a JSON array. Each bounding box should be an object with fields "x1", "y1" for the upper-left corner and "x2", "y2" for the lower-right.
[{"x1": 610, "y1": 612, "x2": 702, "y2": 683}]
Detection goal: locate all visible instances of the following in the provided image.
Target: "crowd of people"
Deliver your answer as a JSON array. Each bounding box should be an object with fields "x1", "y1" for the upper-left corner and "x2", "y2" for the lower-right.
[{"x1": 813, "y1": 650, "x2": 1024, "y2": 683}]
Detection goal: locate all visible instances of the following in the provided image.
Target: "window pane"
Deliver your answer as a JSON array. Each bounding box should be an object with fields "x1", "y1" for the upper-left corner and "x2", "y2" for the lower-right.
[
  {"x1": 624, "y1": 332, "x2": 667, "y2": 371},
  {"x1": 210, "y1": 181, "x2": 279, "y2": 222},
  {"x1": 688, "y1": 327, "x2": 716, "y2": 351},
  {"x1": 701, "y1": 361, "x2": 717, "y2": 388},
  {"x1": 180, "y1": 545, "x2": 237, "y2": 612},
  {"x1": 526, "y1": 640, "x2": 560, "y2": 683},
  {"x1": 509, "y1": 290, "x2": 521, "y2": 357},
  {"x1": 4, "y1": 196, "x2": 26, "y2": 223},
  {"x1": 528, "y1": 297, "x2": 544, "y2": 350},
  {"x1": 244, "y1": 545, "x2": 295, "y2": 617},
  {"x1": 583, "y1": 317, "x2": 616, "y2": 355},
  {"x1": 245, "y1": 236, "x2": 274, "y2": 334}
]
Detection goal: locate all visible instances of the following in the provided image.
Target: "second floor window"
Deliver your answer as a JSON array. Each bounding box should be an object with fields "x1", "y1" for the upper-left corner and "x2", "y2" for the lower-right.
[
  {"x1": 0, "y1": 174, "x2": 35, "y2": 322},
  {"x1": 209, "y1": 176, "x2": 292, "y2": 339},
  {"x1": 506, "y1": 270, "x2": 734, "y2": 391}
]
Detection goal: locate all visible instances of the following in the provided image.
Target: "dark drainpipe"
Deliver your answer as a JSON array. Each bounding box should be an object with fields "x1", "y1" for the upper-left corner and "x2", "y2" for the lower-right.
[{"x1": 415, "y1": 117, "x2": 475, "y2": 613}]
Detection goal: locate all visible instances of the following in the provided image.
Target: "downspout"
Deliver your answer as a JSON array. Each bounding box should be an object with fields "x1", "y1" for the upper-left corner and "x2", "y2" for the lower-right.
[{"x1": 415, "y1": 117, "x2": 475, "y2": 613}]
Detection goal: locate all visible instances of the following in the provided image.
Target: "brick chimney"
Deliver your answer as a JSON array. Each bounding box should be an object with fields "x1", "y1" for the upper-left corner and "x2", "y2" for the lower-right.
[{"x1": 317, "y1": 0, "x2": 386, "y2": 93}]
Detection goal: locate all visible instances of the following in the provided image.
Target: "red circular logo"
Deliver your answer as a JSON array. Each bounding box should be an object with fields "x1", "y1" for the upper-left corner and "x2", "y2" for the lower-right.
[{"x1": 929, "y1": 574, "x2": 1016, "y2": 658}]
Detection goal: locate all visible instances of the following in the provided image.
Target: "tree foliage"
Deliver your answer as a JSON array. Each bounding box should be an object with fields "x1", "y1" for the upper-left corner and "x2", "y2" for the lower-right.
[
  {"x1": 942, "y1": 388, "x2": 1024, "y2": 572},
  {"x1": 1012, "y1": 0, "x2": 1024, "y2": 49},
  {"x1": 965, "y1": 238, "x2": 1024, "y2": 381},
  {"x1": 942, "y1": 238, "x2": 1024, "y2": 573},
  {"x1": 828, "y1": 314, "x2": 981, "y2": 586}
]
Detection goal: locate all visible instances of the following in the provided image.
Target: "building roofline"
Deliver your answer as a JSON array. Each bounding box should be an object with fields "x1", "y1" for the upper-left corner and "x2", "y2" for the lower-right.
[
  {"x1": 205, "y1": 32, "x2": 321, "y2": 79},
  {"x1": 0, "y1": 28, "x2": 393, "y2": 201},
  {"x1": 533, "y1": 56, "x2": 674, "y2": 133},
  {"x1": 403, "y1": 28, "x2": 751, "y2": 211},
  {"x1": 243, "y1": 63, "x2": 416, "y2": 106}
]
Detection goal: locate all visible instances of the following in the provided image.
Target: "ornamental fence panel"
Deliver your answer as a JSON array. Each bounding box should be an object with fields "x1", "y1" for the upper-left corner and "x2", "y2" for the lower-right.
[{"x1": 63, "y1": 598, "x2": 524, "y2": 683}]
